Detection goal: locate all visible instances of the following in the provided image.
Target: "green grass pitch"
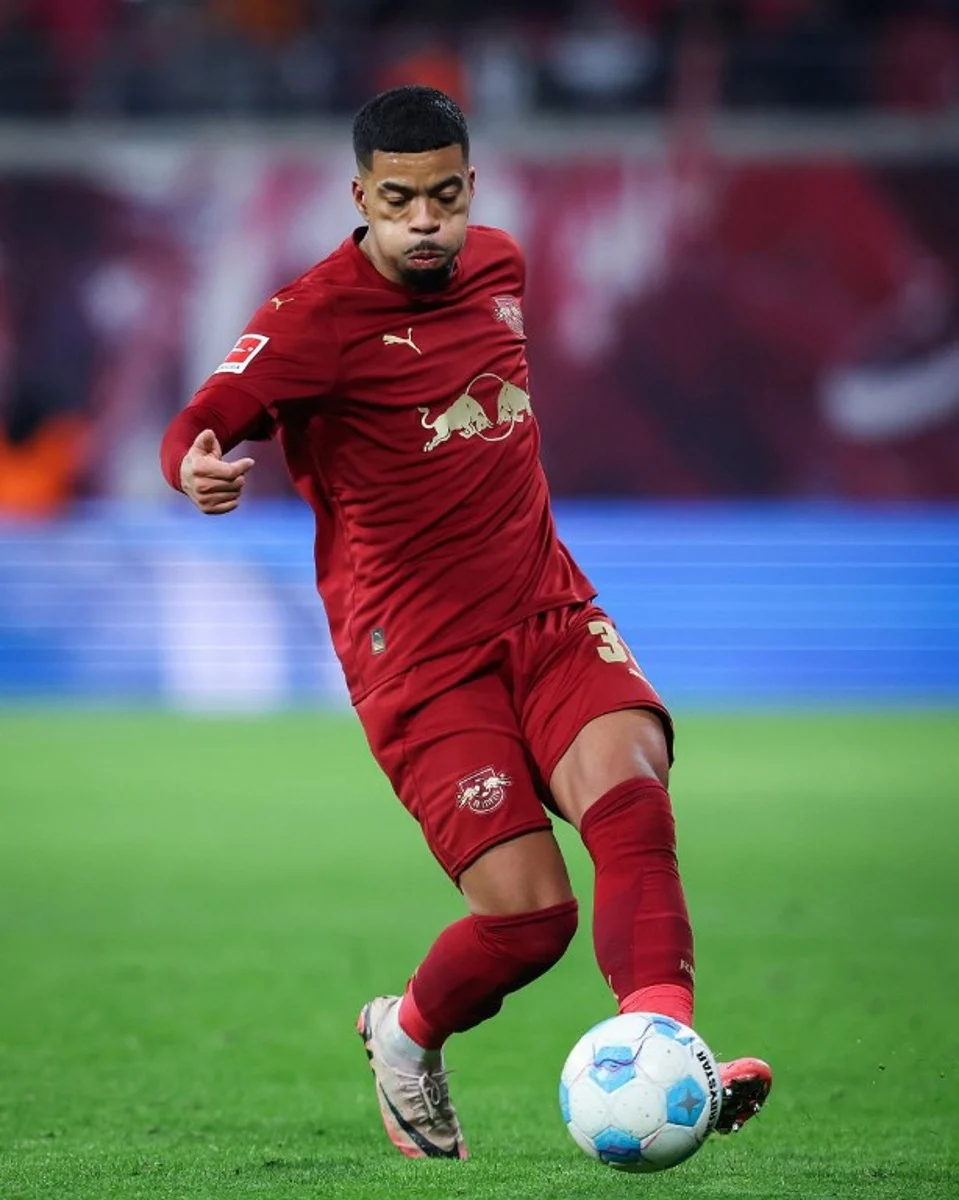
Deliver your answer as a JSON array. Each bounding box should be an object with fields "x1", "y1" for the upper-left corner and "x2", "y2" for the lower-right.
[{"x1": 1, "y1": 709, "x2": 957, "y2": 1199}]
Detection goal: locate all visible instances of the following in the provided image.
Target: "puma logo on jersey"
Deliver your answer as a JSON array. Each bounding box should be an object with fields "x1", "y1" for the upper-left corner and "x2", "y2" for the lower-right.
[
  {"x1": 382, "y1": 328, "x2": 421, "y2": 355},
  {"x1": 271, "y1": 296, "x2": 294, "y2": 310}
]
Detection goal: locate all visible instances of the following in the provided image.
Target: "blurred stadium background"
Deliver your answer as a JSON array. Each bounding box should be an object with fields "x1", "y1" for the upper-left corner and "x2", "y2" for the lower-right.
[{"x1": 0, "y1": 0, "x2": 957, "y2": 708}]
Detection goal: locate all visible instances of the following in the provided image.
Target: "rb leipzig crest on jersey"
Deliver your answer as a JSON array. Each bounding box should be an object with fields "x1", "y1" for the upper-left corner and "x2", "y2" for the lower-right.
[
  {"x1": 492, "y1": 295, "x2": 524, "y2": 338},
  {"x1": 456, "y1": 767, "x2": 512, "y2": 815}
]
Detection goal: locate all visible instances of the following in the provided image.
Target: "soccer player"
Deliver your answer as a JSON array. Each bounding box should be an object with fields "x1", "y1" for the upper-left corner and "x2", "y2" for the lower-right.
[{"x1": 160, "y1": 86, "x2": 772, "y2": 1160}]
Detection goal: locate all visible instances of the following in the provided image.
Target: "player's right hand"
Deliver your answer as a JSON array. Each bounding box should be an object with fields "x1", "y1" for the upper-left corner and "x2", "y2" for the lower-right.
[{"x1": 179, "y1": 429, "x2": 255, "y2": 515}]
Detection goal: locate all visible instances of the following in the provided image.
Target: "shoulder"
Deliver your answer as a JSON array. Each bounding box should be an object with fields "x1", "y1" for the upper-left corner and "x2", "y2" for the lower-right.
[
  {"x1": 244, "y1": 266, "x2": 340, "y2": 339},
  {"x1": 208, "y1": 262, "x2": 342, "y2": 385},
  {"x1": 467, "y1": 224, "x2": 526, "y2": 268},
  {"x1": 466, "y1": 225, "x2": 526, "y2": 295}
]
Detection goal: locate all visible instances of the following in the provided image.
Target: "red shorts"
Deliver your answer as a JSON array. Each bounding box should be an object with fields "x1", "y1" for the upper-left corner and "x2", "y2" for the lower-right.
[{"x1": 356, "y1": 602, "x2": 673, "y2": 882}]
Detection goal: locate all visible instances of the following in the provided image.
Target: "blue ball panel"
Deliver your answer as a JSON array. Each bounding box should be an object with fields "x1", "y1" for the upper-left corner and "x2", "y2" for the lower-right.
[
  {"x1": 590, "y1": 1046, "x2": 638, "y2": 1093},
  {"x1": 593, "y1": 1126, "x2": 644, "y2": 1165},
  {"x1": 666, "y1": 1076, "x2": 707, "y2": 1127},
  {"x1": 559, "y1": 1080, "x2": 571, "y2": 1123}
]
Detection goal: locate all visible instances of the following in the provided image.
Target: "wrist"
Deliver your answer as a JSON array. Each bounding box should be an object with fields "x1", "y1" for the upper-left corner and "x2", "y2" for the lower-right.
[{"x1": 159, "y1": 410, "x2": 204, "y2": 493}]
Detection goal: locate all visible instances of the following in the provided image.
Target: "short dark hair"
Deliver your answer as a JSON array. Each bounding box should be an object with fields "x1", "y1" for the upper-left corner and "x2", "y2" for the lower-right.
[{"x1": 352, "y1": 86, "x2": 469, "y2": 171}]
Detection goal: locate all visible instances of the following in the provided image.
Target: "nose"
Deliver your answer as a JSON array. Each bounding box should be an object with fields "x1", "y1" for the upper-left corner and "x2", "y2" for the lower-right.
[{"x1": 408, "y1": 196, "x2": 441, "y2": 235}]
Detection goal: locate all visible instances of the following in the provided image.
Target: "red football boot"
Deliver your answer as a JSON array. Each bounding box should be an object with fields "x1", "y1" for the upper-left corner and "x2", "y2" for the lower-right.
[{"x1": 715, "y1": 1057, "x2": 773, "y2": 1134}]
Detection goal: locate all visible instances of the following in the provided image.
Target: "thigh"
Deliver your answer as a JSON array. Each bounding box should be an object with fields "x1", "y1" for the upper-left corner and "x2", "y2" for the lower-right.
[
  {"x1": 357, "y1": 661, "x2": 554, "y2": 884},
  {"x1": 549, "y1": 708, "x2": 671, "y2": 828},
  {"x1": 519, "y1": 604, "x2": 674, "y2": 816},
  {"x1": 459, "y1": 829, "x2": 574, "y2": 916}
]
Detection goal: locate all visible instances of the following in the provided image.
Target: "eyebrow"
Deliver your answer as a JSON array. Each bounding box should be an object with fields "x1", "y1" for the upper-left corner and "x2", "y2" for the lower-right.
[{"x1": 378, "y1": 175, "x2": 464, "y2": 198}]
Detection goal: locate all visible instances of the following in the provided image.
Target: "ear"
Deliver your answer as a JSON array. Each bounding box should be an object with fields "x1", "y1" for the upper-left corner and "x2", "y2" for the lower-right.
[
  {"x1": 352, "y1": 175, "x2": 368, "y2": 220},
  {"x1": 468, "y1": 167, "x2": 476, "y2": 201}
]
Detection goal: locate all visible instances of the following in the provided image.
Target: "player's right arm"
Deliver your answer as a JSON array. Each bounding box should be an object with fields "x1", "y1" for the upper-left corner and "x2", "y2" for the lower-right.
[
  {"x1": 167, "y1": 411, "x2": 259, "y2": 515},
  {"x1": 160, "y1": 282, "x2": 339, "y2": 514},
  {"x1": 160, "y1": 384, "x2": 267, "y2": 514}
]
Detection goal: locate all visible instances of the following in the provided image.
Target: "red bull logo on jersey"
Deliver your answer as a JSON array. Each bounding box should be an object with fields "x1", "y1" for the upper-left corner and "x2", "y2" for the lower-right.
[
  {"x1": 456, "y1": 767, "x2": 512, "y2": 815},
  {"x1": 418, "y1": 374, "x2": 533, "y2": 453}
]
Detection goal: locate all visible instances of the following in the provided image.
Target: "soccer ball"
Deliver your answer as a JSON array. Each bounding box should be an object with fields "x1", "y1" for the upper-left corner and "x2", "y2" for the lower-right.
[{"x1": 559, "y1": 1012, "x2": 722, "y2": 1172}]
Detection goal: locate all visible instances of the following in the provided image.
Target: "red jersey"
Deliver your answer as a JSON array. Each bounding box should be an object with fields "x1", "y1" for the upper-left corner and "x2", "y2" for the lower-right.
[{"x1": 161, "y1": 226, "x2": 594, "y2": 701}]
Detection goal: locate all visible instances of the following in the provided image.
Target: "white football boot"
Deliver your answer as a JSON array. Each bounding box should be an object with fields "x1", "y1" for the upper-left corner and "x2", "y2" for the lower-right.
[{"x1": 356, "y1": 995, "x2": 468, "y2": 1159}]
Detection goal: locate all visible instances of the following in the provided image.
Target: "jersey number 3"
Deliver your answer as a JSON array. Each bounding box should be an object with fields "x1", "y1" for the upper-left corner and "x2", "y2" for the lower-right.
[{"x1": 588, "y1": 619, "x2": 646, "y2": 679}]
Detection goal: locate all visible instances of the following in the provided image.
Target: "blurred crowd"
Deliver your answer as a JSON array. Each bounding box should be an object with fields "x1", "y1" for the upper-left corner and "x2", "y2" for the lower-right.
[
  {"x1": 2, "y1": 0, "x2": 959, "y2": 518},
  {"x1": 1, "y1": 0, "x2": 959, "y2": 120}
]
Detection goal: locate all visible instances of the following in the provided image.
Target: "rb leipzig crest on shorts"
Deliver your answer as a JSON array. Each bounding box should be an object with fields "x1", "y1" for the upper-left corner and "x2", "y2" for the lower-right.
[
  {"x1": 456, "y1": 766, "x2": 512, "y2": 815},
  {"x1": 492, "y1": 295, "x2": 524, "y2": 338}
]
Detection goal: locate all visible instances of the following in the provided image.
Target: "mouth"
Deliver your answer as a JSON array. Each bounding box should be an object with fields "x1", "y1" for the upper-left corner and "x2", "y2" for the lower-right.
[{"x1": 406, "y1": 247, "x2": 447, "y2": 268}]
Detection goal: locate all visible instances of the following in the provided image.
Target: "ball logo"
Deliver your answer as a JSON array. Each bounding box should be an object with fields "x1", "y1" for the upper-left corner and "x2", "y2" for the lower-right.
[
  {"x1": 456, "y1": 767, "x2": 511, "y2": 815},
  {"x1": 695, "y1": 1045, "x2": 722, "y2": 1131}
]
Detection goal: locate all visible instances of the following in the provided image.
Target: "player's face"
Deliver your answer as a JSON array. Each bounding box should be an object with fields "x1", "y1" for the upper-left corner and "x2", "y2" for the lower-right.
[{"x1": 353, "y1": 145, "x2": 475, "y2": 292}]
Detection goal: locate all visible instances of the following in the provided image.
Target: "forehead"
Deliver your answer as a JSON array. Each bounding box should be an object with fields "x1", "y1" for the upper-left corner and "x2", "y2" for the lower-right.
[{"x1": 364, "y1": 145, "x2": 468, "y2": 187}]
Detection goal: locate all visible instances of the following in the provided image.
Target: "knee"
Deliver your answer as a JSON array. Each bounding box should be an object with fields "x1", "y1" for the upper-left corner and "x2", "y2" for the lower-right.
[
  {"x1": 476, "y1": 898, "x2": 579, "y2": 972},
  {"x1": 640, "y1": 741, "x2": 670, "y2": 790},
  {"x1": 551, "y1": 709, "x2": 672, "y2": 826},
  {"x1": 580, "y1": 777, "x2": 678, "y2": 859},
  {"x1": 530, "y1": 900, "x2": 579, "y2": 965}
]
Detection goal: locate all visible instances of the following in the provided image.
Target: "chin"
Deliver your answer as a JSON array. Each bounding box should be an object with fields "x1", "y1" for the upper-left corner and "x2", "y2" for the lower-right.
[{"x1": 398, "y1": 261, "x2": 455, "y2": 293}]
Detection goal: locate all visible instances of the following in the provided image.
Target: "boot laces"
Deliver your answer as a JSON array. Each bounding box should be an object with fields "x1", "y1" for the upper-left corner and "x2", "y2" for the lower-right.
[{"x1": 396, "y1": 1065, "x2": 455, "y2": 1127}]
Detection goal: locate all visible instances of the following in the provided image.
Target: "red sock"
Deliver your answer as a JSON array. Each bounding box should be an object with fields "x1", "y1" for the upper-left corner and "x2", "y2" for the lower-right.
[
  {"x1": 580, "y1": 778, "x2": 694, "y2": 1023},
  {"x1": 398, "y1": 900, "x2": 579, "y2": 1049},
  {"x1": 619, "y1": 983, "x2": 693, "y2": 1027}
]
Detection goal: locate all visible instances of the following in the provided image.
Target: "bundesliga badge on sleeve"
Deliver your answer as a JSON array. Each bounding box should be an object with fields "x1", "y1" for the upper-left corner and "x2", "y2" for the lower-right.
[{"x1": 215, "y1": 334, "x2": 270, "y2": 374}]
